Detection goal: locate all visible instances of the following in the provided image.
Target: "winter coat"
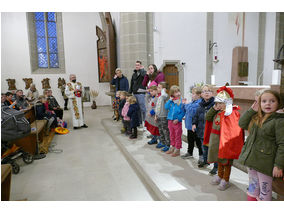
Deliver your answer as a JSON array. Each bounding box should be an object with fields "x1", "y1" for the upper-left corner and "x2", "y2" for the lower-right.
[
  {"x1": 238, "y1": 109, "x2": 284, "y2": 177},
  {"x1": 111, "y1": 75, "x2": 129, "y2": 92},
  {"x1": 192, "y1": 97, "x2": 215, "y2": 139},
  {"x1": 127, "y1": 103, "x2": 140, "y2": 128},
  {"x1": 121, "y1": 102, "x2": 130, "y2": 121},
  {"x1": 181, "y1": 98, "x2": 202, "y2": 130},
  {"x1": 145, "y1": 92, "x2": 158, "y2": 127},
  {"x1": 155, "y1": 89, "x2": 169, "y2": 118},
  {"x1": 129, "y1": 69, "x2": 146, "y2": 94},
  {"x1": 165, "y1": 98, "x2": 185, "y2": 122},
  {"x1": 47, "y1": 96, "x2": 60, "y2": 109},
  {"x1": 142, "y1": 71, "x2": 165, "y2": 87}
]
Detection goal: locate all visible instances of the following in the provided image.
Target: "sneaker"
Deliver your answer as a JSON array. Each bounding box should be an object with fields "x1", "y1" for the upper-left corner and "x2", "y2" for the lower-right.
[
  {"x1": 198, "y1": 161, "x2": 210, "y2": 168},
  {"x1": 81, "y1": 124, "x2": 88, "y2": 128},
  {"x1": 147, "y1": 138, "x2": 158, "y2": 145},
  {"x1": 181, "y1": 153, "x2": 193, "y2": 159},
  {"x1": 209, "y1": 167, "x2": 218, "y2": 175},
  {"x1": 171, "y1": 149, "x2": 180, "y2": 157},
  {"x1": 156, "y1": 142, "x2": 165, "y2": 149},
  {"x1": 146, "y1": 134, "x2": 153, "y2": 138},
  {"x1": 217, "y1": 179, "x2": 230, "y2": 191},
  {"x1": 161, "y1": 146, "x2": 169, "y2": 152},
  {"x1": 166, "y1": 147, "x2": 175, "y2": 154},
  {"x1": 210, "y1": 176, "x2": 222, "y2": 185}
]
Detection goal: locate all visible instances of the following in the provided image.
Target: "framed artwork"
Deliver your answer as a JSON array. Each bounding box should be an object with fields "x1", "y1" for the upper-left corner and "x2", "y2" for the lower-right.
[
  {"x1": 83, "y1": 86, "x2": 90, "y2": 102},
  {"x1": 96, "y1": 26, "x2": 111, "y2": 82}
]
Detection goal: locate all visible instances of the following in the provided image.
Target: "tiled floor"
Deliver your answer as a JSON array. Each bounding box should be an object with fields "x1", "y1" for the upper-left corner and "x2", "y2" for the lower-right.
[{"x1": 10, "y1": 106, "x2": 248, "y2": 201}]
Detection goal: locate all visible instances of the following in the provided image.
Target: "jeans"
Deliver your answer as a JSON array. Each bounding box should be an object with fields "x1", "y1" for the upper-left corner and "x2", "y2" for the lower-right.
[{"x1": 134, "y1": 94, "x2": 146, "y2": 124}]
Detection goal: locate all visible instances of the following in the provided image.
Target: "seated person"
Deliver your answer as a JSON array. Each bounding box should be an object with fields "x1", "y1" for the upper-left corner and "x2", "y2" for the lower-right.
[
  {"x1": 35, "y1": 95, "x2": 58, "y2": 129},
  {"x1": 26, "y1": 84, "x2": 39, "y2": 102},
  {"x1": 47, "y1": 89, "x2": 63, "y2": 119},
  {"x1": 4, "y1": 92, "x2": 19, "y2": 109},
  {"x1": 14, "y1": 90, "x2": 30, "y2": 111},
  {"x1": 1, "y1": 93, "x2": 7, "y2": 107}
]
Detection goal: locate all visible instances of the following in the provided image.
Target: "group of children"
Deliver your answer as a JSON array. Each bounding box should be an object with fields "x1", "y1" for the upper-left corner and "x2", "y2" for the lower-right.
[{"x1": 112, "y1": 83, "x2": 284, "y2": 200}]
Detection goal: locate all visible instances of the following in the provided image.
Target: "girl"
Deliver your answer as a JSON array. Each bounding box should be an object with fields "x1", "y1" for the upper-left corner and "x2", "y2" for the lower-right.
[
  {"x1": 238, "y1": 90, "x2": 284, "y2": 201},
  {"x1": 127, "y1": 96, "x2": 140, "y2": 139},
  {"x1": 121, "y1": 95, "x2": 131, "y2": 135},
  {"x1": 165, "y1": 85, "x2": 185, "y2": 157},
  {"x1": 181, "y1": 86, "x2": 203, "y2": 159},
  {"x1": 144, "y1": 85, "x2": 160, "y2": 145},
  {"x1": 155, "y1": 82, "x2": 170, "y2": 152}
]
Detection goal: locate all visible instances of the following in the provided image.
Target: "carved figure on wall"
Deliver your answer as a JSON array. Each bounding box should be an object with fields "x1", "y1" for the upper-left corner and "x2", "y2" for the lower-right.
[
  {"x1": 58, "y1": 77, "x2": 66, "y2": 88},
  {"x1": 23, "y1": 78, "x2": 33, "y2": 90},
  {"x1": 6, "y1": 79, "x2": 17, "y2": 90},
  {"x1": 41, "y1": 78, "x2": 51, "y2": 89}
]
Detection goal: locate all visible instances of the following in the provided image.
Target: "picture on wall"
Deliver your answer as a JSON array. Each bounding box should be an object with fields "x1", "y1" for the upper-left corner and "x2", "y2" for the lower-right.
[{"x1": 83, "y1": 86, "x2": 90, "y2": 102}]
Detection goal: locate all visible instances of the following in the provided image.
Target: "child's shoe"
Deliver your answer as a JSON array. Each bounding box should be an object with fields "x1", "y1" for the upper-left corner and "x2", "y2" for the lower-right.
[
  {"x1": 209, "y1": 167, "x2": 218, "y2": 175},
  {"x1": 165, "y1": 146, "x2": 175, "y2": 154},
  {"x1": 147, "y1": 137, "x2": 158, "y2": 145},
  {"x1": 156, "y1": 142, "x2": 165, "y2": 149},
  {"x1": 161, "y1": 145, "x2": 169, "y2": 152},
  {"x1": 125, "y1": 131, "x2": 131, "y2": 136},
  {"x1": 121, "y1": 127, "x2": 126, "y2": 133},
  {"x1": 197, "y1": 155, "x2": 203, "y2": 164},
  {"x1": 129, "y1": 135, "x2": 137, "y2": 139},
  {"x1": 198, "y1": 161, "x2": 210, "y2": 168},
  {"x1": 171, "y1": 149, "x2": 180, "y2": 157},
  {"x1": 210, "y1": 176, "x2": 222, "y2": 185},
  {"x1": 181, "y1": 152, "x2": 193, "y2": 159},
  {"x1": 217, "y1": 179, "x2": 230, "y2": 191}
]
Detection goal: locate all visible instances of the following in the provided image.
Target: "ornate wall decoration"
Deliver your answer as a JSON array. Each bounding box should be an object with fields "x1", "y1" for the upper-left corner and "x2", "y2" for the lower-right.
[
  {"x1": 6, "y1": 79, "x2": 17, "y2": 90},
  {"x1": 41, "y1": 78, "x2": 51, "y2": 89},
  {"x1": 58, "y1": 77, "x2": 66, "y2": 88},
  {"x1": 23, "y1": 78, "x2": 33, "y2": 89}
]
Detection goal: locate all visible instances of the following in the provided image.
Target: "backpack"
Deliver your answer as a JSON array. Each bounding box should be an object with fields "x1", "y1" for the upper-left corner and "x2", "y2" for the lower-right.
[{"x1": 1, "y1": 106, "x2": 31, "y2": 141}]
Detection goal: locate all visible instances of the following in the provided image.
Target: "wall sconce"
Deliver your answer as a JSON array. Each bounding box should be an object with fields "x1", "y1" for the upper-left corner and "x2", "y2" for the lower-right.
[{"x1": 209, "y1": 41, "x2": 219, "y2": 63}]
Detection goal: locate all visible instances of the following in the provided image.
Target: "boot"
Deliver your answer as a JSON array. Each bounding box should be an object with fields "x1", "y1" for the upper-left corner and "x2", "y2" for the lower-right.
[
  {"x1": 165, "y1": 146, "x2": 175, "y2": 154},
  {"x1": 171, "y1": 149, "x2": 180, "y2": 157}
]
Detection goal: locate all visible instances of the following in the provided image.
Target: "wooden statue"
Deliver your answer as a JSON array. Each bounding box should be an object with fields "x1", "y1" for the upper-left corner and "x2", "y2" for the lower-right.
[
  {"x1": 23, "y1": 78, "x2": 33, "y2": 90},
  {"x1": 58, "y1": 77, "x2": 66, "y2": 88},
  {"x1": 6, "y1": 79, "x2": 17, "y2": 90},
  {"x1": 41, "y1": 78, "x2": 51, "y2": 89}
]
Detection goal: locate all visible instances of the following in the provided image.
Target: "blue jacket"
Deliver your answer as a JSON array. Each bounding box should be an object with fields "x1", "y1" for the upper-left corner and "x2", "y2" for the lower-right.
[
  {"x1": 181, "y1": 98, "x2": 202, "y2": 130},
  {"x1": 111, "y1": 75, "x2": 129, "y2": 92},
  {"x1": 192, "y1": 97, "x2": 215, "y2": 139},
  {"x1": 127, "y1": 103, "x2": 140, "y2": 128},
  {"x1": 165, "y1": 98, "x2": 185, "y2": 122}
]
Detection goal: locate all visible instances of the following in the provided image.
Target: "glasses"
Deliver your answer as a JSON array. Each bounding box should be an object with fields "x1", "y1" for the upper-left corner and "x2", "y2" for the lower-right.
[{"x1": 202, "y1": 90, "x2": 212, "y2": 93}]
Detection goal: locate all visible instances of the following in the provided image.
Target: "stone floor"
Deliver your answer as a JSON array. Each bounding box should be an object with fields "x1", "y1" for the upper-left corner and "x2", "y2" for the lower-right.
[{"x1": 10, "y1": 106, "x2": 249, "y2": 201}]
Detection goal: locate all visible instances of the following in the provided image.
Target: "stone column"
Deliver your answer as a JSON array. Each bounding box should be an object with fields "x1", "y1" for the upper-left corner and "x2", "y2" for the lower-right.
[{"x1": 119, "y1": 12, "x2": 154, "y2": 81}]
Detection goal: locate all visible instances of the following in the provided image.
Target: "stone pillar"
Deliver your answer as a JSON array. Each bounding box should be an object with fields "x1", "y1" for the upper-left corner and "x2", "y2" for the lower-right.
[{"x1": 119, "y1": 12, "x2": 154, "y2": 80}]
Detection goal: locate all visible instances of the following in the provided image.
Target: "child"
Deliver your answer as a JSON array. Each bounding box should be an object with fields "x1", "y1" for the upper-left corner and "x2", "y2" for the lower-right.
[
  {"x1": 127, "y1": 96, "x2": 140, "y2": 139},
  {"x1": 121, "y1": 95, "x2": 132, "y2": 135},
  {"x1": 112, "y1": 91, "x2": 121, "y2": 121},
  {"x1": 205, "y1": 86, "x2": 244, "y2": 191},
  {"x1": 144, "y1": 85, "x2": 160, "y2": 145},
  {"x1": 181, "y1": 86, "x2": 203, "y2": 159},
  {"x1": 165, "y1": 85, "x2": 185, "y2": 157},
  {"x1": 155, "y1": 82, "x2": 170, "y2": 152},
  {"x1": 119, "y1": 91, "x2": 127, "y2": 118},
  {"x1": 238, "y1": 90, "x2": 284, "y2": 201},
  {"x1": 192, "y1": 84, "x2": 217, "y2": 174}
]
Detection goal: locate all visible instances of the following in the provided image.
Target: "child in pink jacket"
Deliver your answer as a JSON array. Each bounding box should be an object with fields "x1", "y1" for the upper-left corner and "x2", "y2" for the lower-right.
[{"x1": 121, "y1": 95, "x2": 131, "y2": 135}]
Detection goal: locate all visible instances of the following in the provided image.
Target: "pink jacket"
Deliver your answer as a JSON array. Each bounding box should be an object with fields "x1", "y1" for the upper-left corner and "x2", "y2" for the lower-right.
[{"x1": 121, "y1": 102, "x2": 130, "y2": 121}]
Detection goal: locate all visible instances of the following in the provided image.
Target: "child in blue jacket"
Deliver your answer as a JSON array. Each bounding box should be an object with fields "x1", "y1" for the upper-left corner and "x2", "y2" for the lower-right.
[{"x1": 181, "y1": 87, "x2": 202, "y2": 159}]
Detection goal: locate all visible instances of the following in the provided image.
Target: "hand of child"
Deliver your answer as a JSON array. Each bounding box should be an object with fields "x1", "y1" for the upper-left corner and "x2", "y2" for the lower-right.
[
  {"x1": 273, "y1": 167, "x2": 283, "y2": 178},
  {"x1": 114, "y1": 75, "x2": 117, "y2": 79},
  {"x1": 182, "y1": 98, "x2": 187, "y2": 104},
  {"x1": 192, "y1": 124, "x2": 196, "y2": 132},
  {"x1": 213, "y1": 104, "x2": 220, "y2": 111},
  {"x1": 170, "y1": 96, "x2": 174, "y2": 101},
  {"x1": 173, "y1": 119, "x2": 178, "y2": 124},
  {"x1": 251, "y1": 101, "x2": 259, "y2": 112}
]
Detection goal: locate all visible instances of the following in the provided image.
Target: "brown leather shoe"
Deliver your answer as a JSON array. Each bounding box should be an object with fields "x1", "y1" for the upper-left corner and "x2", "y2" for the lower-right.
[
  {"x1": 165, "y1": 147, "x2": 175, "y2": 154},
  {"x1": 171, "y1": 149, "x2": 180, "y2": 157}
]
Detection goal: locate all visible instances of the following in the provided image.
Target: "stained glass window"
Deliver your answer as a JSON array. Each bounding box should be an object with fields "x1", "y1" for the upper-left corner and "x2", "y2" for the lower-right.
[{"x1": 34, "y1": 12, "x2": 59, "y2": 68}]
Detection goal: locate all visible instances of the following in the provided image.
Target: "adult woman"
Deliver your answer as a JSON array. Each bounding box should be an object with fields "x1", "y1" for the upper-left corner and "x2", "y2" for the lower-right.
[{"x1": 142, "y1": 64, "x2": 165, "y2": 88}]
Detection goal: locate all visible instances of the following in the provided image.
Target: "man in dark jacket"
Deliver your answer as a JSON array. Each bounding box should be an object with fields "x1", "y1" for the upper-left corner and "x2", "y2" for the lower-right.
[
  {"x1": 111, "y1": 68, "x2": 129, "y2": 92},
  {"x1": 129, "y1": 61, "x2": 146, "y2": 125}
]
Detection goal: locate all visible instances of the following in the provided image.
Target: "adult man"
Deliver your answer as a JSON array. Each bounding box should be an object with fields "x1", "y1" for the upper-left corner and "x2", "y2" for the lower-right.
[
  {"x1": 26, "y1": 84, "x2": 39, "y2": 102},
  {"x1": 111, "y1": 68, "x2": 129, "y2": 92},
  {"x1": 65, "y1": 74, "x2": 88, "y2": 129},
  {"x1": 129, "y1": 61, "x2": 146, "y2": 125},
  {"x1": 14, "y1": 90, "x2": 29, "y2": 110},
  {"x1": 47, "y1": 89, "x2": 64, "y2": 119}
]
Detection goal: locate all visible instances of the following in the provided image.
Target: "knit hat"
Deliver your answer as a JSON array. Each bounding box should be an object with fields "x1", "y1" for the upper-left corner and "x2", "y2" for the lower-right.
[
  {"x1": 148, "y1": 81, "x2": 158, "y2": 88},
  {"x1": 215, "y1": 86, "x2": 234, "y2": 116}
]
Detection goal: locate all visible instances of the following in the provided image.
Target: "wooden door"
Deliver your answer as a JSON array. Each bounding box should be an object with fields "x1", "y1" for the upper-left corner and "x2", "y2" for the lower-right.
[{"x1": 163, "y1": 64, "x2": 179, "y2": 90}]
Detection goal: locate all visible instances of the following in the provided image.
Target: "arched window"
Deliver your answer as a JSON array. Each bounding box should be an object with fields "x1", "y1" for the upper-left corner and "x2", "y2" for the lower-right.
[{"x1": 27, "y1": 12, "x2": 65, "y2": 74}]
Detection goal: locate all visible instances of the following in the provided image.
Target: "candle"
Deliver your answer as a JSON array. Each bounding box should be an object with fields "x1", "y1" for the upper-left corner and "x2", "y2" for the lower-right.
[
  {"x1": 211, "y1": 75, "x2": 215, "y2": 85},
  {"x1": 272, "y1": 69, "x2": 281, "y2": 85}
]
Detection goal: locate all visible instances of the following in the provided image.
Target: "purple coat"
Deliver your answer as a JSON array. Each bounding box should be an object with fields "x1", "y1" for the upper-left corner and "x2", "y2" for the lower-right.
[{"x1": 142, "y1": 71, "x2": 165, "y2": 87}]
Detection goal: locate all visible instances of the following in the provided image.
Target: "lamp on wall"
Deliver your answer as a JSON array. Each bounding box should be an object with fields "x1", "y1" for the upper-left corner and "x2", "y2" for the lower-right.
[{"x1": 209, "y1": 41, "x2": 219, "y2": 63}]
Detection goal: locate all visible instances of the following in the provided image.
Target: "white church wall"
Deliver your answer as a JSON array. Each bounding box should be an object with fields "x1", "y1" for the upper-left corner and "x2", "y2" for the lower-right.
[
  {"x1": 212, "y1": 12, "x2": 260, "y2": 86},
  {"x1": 262, "y1": 12, "x2": 277, "y2": 85},
  {"x1": 1, "y1": 12, "x2": 111, "y2": 108},
  {"x1": 153, "y1": 12, "x2": 207, "y2": 100}
]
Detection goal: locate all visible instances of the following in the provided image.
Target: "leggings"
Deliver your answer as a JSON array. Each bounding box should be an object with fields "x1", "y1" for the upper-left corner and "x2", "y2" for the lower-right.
[
  {"x1": 218, "y1": 163, "x2": 232, "y2": 182},
  {"x1": 247, "y1": 168, "x2": 273, "y2": 201}
]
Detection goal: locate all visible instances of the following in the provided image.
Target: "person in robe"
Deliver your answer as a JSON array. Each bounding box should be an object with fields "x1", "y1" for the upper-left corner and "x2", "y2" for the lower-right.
[{"x1": 65, "y1": 74, "x2": 88, "y2": 130}]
